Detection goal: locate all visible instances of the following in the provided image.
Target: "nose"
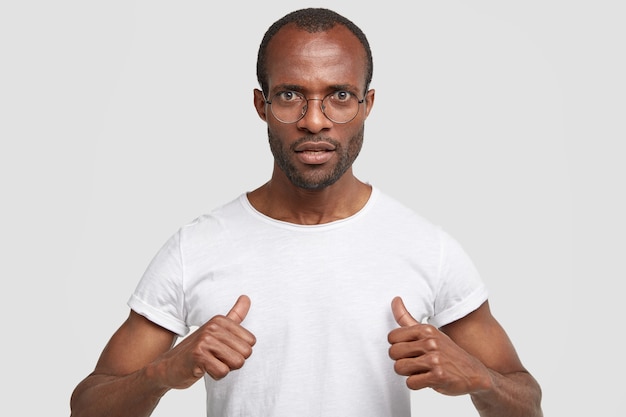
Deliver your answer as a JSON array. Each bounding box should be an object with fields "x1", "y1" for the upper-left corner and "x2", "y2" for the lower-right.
[{"x1": 296, "y1": 98, "x2": 333, "y2": 133}]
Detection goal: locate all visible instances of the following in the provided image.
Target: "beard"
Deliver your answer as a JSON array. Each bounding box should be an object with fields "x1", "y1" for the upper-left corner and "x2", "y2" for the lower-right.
[{"x1": 268, "y1": 126, "x2": 365, "y2": 190}]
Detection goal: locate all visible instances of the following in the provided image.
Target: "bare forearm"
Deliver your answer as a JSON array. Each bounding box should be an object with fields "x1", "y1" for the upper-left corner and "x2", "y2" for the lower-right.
[
  {"x1": 471, "y1": 371, "x2": 543, "y2": 417},
  {"x1": 70, "y1": 366, "x2": 169, "y2": 417}
]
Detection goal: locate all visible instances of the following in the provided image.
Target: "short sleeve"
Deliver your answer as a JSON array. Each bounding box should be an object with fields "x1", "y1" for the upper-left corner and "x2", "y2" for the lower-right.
[
  {"x1": 428, "y1": 229, "x2": 488, "y2": 328},
  {"x1": 127, "y1": 229, "x2": 190, "y2": 336}
]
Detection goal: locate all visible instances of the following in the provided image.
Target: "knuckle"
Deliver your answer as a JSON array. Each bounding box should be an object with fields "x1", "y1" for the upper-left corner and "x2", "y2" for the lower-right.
[
  {"x1": 393, "y1": 359, "x2": 408, "y2": 375},
  {"x1": 393, "y1": 361, "x2": 403, "y2": 374},
  {"x1": 387, "y1": 330, "x2": 399, "y2": 344},
  {"x1": 429, "y1": 353, "x2": 441, "y2": 366},
  {"x1": 424, "y1": 338, "x2": 439, "y2": 351},
  {"x1": 230, "y1": 355, "x2": 246, "y2": 370},
  {"x1": 209, "y1": 363, "x2": 230, "y2": 380},
  {"x1": 202, "y1": 322, "x2": 220, "y2": 338},
  {"x1": 421, "y1": 324, "x2": 437, "y2": 336},
  {"x1": 405, "y1": 375, "x2": 424, "y2": 390},
  {"x1": 242, "y1": 345, "x2": 254, "y2": 359},
  {"x1": 425, "y1": 355, "x2": 445, "y2": 379},
  {"x1": 212, "y1": 369, "x2": 229, "y2": 380},
  {"x1": 199, "y1": 333, "x2": 218, "y2": 347},
  {"x1": 424, "y1": 351, "x2": 441, "y2": 368},
  {"x1": 431, "y1": 366, "x2": 446, "y2": 382},
  {"x1": 204, "y1": 321, "x2": 222, "y2": 333},
  {"x1": 423, "y1": 336, "x2": 439, "y2": 352},
  {"x1": 424, "y1": 323, "x2": 436, "y2": 332},
  {"x1": 190, "y1": 348, "x2": 204, "y2": 363},
  {"x1": 388, "y1": 346, "x2": 397, "y2": 359}
]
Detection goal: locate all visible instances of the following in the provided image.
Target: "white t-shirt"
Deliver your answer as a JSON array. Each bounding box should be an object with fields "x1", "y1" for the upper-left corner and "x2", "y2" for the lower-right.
[{"x1": 129, "y1": 187, "x2": 488, "y2": 416}]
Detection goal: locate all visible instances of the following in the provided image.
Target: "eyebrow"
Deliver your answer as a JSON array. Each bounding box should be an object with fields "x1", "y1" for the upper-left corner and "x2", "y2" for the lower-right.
[
  {"x1": 271, "y1": 83, "x2": 360, "y2": 95},
  {"x1": 272, "y1": 84, "x2": 305, "y2": 93},
  {"x1": 329, "y1": 84, "x2": 359, "y2": 92}
]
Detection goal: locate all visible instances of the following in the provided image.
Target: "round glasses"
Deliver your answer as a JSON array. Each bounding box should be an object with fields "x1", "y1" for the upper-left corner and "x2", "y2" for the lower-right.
[{"x1": 265, "y1": 90, "x2": 365, "y2": 124}]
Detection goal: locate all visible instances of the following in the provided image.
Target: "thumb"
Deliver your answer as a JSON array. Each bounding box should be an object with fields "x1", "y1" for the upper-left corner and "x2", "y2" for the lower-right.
[
  {"x1": 226, "y1": 295, "x2": 251, "y2": 324},
  {"x1": 391, "y1": 296, "x2": 419, "y2": 327}
]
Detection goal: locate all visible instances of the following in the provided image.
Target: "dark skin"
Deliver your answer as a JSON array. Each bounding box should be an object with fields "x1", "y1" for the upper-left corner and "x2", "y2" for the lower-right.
[
  {"x1": 390, "y1": 297, "x2": 542, "y2": 416},
  {"x1": 70, "y1": 24, "x2": 542, "y2": 417},
  {"x1": 70, "y1": 296, "x2": 254, "y2": 417},
  {"x1": 249, "y1": 25, "x2": 375, "y2": 223}
]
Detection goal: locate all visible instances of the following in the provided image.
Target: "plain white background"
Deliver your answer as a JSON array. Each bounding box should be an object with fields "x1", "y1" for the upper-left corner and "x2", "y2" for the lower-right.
[{"x1": 1, "y1": 1, "x2": 624, "y2": 415}]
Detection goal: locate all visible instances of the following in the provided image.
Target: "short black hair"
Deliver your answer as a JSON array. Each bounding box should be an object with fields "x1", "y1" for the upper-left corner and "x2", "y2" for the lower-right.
[{"x1": 256, "y1": 8, "x2": 373, "y2": 96}]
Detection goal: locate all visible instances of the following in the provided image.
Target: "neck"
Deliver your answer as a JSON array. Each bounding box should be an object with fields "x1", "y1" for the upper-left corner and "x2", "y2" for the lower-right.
[{"x1": 247, "y1": 170, "x2": 372, "y2": 225}]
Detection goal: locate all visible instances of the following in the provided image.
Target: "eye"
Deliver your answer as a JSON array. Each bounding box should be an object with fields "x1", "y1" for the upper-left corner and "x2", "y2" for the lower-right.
[
  {"x1": 330, "y1": 90, "x2": 353, "y2": 103},
  {"x1": 275, "y1": 91, "x2": 303, "y2": 103}
]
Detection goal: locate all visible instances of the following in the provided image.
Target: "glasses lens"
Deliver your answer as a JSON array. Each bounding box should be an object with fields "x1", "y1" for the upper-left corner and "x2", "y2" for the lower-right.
[
  {"x1": 322, "y1": 91, "x2": 360, "y2": 123},
  {"x1": 270, "y1": 91, "x2": 306, "y2": 123}
]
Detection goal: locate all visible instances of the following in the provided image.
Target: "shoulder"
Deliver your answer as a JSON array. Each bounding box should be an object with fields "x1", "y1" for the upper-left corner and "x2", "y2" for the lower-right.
[
  {"x1": 371, "y1": 187, "x2": 441, "y2": 237},
  {"x1": 180, "y1": 194, "x2": 247, "y2": 232}
]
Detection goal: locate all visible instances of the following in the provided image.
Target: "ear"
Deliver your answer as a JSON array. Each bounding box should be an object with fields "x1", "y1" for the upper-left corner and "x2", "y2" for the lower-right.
[
  {"x1": 253, "y1": 89, "x2": 268, "y2": 121},
  {"x1": 363, "y1": 88, "x2": 375, "y2": 119}
]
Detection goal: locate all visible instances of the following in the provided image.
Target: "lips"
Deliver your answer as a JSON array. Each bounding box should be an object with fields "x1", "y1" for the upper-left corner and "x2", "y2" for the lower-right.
[
  {"x1": 294, "y1": 141, "x2": 336, "y2": 152},
  {"x1": 293, "y1": 141, "x2": 336, "y2": 165}
]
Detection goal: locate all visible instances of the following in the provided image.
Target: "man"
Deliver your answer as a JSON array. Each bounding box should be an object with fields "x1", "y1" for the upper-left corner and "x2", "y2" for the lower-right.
[{"x1": 70, "y1": 8, "x2": 542, "y2": 417}]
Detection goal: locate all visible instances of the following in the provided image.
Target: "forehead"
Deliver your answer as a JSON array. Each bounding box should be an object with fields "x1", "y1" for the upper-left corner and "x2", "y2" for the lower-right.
[{"x1": 265, "y1": 24, "x2": 367, "y2": 92}]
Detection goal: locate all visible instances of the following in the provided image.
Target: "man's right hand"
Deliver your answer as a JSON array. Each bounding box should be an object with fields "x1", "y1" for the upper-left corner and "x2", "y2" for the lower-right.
[{"x1": 152, "y1": 295, "x2": 256, "y2": 388}]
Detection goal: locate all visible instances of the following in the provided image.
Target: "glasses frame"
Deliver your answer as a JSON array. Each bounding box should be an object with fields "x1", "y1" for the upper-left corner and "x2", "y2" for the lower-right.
[{"x1": 264, "y1": 90, "x2": 366, "y2": 124}]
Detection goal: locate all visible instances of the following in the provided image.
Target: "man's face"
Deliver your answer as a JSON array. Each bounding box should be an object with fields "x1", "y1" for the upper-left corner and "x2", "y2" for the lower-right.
[{"x1": 254, "y1": 24, "x2": 375, "y2": 190}]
